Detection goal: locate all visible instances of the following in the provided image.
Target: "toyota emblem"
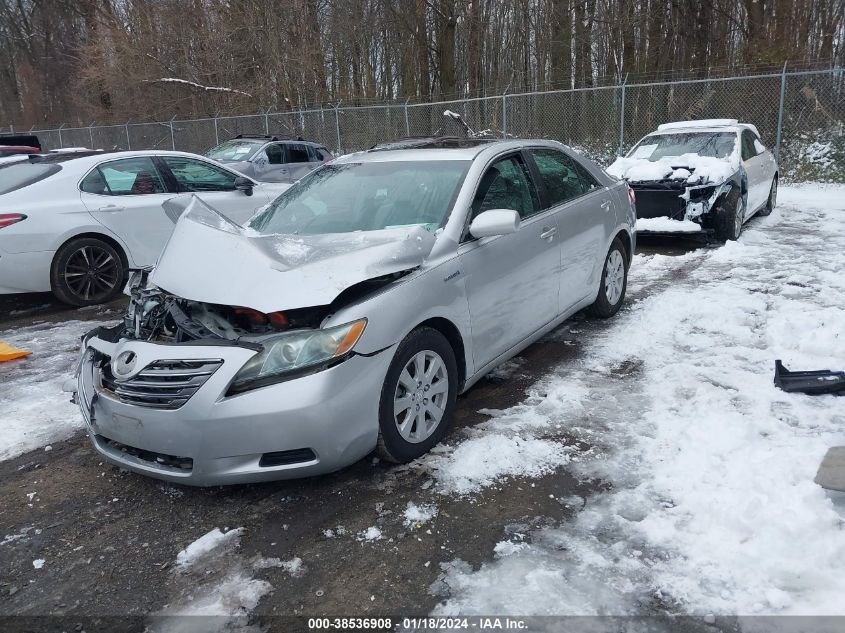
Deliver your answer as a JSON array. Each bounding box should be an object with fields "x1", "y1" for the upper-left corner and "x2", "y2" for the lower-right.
[{"x1": 113, "y1": 351, "x2": 137, "y2": 377}]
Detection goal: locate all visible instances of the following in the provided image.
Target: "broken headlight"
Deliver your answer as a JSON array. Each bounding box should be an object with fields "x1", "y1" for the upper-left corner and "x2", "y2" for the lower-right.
[{"x1": 229, "y1": 319, "x2": 367, "y2": 393}]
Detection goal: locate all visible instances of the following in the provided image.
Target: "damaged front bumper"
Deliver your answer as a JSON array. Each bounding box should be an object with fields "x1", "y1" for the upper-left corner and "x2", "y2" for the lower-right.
[
  {"x1": 72, "y1": 327, "x2": 392, "y2": 486},
  {"x1": 632, "y1": 179, "x2": 733, "y2": 236}
]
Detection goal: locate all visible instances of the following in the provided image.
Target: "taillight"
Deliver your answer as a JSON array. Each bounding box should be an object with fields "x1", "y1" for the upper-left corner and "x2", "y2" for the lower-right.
[
  {"x1": 0, "y1": 213, "x2": 27, "y2": 229},
  {"x1": 626, "y1": 185, "x2": 636, "y2": 208}
]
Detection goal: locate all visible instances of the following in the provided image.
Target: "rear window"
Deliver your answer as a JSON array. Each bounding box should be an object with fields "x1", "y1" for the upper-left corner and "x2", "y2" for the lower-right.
[{"x1": 0, "y1": 163, "x2": 61, "y2": 195}]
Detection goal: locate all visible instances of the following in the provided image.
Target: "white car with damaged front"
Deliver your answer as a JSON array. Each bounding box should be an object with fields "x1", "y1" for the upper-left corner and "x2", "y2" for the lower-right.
[{"x1": 608, "y1": 119, "x2": 778, "y2": 241}]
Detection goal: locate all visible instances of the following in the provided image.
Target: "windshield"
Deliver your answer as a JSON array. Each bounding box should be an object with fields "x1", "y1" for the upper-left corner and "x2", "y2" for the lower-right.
[
  {"x1": 0, "y1": 163, "x2": 61, "y2": 194},
  {"x1": 249, "y1": 160, "x2": 470, "y2": 236},
  {"x1": 629, "y1": 132, "x2": 736, "y2": 161},
  {"x1": 205, "y1": 139, "x2": 264, "y2": 161}
]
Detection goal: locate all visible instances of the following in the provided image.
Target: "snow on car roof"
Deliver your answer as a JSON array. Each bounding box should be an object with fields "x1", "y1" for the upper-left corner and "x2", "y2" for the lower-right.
[{"x1": 654, "y1": 119, "x2": 761, "y2": 138}]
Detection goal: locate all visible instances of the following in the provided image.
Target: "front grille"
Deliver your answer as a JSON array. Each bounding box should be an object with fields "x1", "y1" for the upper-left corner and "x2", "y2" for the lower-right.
[
  {"x1": 99, "y1": 358, "x2": 223, "y2": 410},
  {"x1": 631, "y1": 184, "x2": 687, "y2": 220}
]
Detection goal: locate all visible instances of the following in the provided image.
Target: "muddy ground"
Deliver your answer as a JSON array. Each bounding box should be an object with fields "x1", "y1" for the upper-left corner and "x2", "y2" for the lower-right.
[{"x1": 0, "y1": 234, "x2": 710, "y2": 630}]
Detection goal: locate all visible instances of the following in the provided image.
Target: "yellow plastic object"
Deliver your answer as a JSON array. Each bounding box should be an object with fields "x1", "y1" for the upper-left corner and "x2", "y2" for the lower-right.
[{"x1": 0, "y1": 341, "x2": 31, "y2": 362}]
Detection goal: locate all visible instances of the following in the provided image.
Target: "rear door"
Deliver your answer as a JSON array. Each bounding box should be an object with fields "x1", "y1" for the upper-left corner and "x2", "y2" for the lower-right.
[
  {"x1": 457, "y1": 153, "x2": 560, "y2": 369},
  {"x1": 158, "y1": 155, "x2": 270, "y2": 224},
  {"x1": 526, "y1": 148, "x2": 609, "y2": 310},
  {"x1": 285, "y1": 143, "x2": 322, "y2": 181},
  {"x1": 79, "y1": 156, "x2": 175, "y2": 267},
  {"x1": 252, "y1": 142, "x2": 292, "y2": 182}
]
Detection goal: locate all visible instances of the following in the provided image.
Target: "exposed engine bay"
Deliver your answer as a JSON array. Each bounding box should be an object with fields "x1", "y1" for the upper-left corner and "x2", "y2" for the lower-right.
[{"x1": 120, "y1": 268, "x2": 404, "y2": 345}]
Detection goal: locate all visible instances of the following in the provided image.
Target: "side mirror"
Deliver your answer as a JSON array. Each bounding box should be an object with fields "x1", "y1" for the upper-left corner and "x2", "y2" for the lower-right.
[
  {"x1": 234, "y1": 176, "x2": 254, "y2": 196},
  {"x1": 469, "y1": 209, "x2": 520, "y2": 239}
]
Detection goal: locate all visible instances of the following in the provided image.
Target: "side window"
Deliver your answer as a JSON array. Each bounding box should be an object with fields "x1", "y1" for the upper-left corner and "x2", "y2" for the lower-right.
[
  {"x1": 287, "y1": 144, "x2": 311, "y2": 163},
  {"x1": 82, "y1": 157, "x2": 166, "y2": 195},
  {"x1": 471, "y1": 155, "x2": 540, "y2": 221},
  {"x1": 265, "y1": 144, "x2": 284, "y2": 165},
  {"x1": 572, "y1": 159, "x2": 601, "y2": 193},
  {"x1": 529, "y1": 149, "x2": 588, "y2": 207},
  {"x1": 741, "y1": 131, "x2": 757, "y2": 161},
  {"x1": 162, "y1": 157, "x2": 238, "y2": 192},
  {"x1": 316, "y1": 147, "x2": 331, "y2": 161}
]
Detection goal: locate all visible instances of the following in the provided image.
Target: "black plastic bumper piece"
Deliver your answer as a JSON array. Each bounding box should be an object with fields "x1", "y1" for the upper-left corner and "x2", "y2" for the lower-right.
[{"x1": 774, "y1": 360, "x2": 845, "y2": 395}]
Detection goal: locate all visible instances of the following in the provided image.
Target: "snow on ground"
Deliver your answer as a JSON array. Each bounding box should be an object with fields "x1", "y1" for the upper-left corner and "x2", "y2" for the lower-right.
[
  {"x1": 403, "y1": 502, "x2": 438, "y2": 527},
  {"x1": 428, "y1": 184, "x2": 845, "y2": 616},
  {"x1": 0, "y1": 319, "x2": 92, "y2": 461},
  {"x1": 636, "y1": 217, "x2": 702, "y2": 233},
  {"x1": 157, "y1": 526, "x2": 286, "y2": 630}
]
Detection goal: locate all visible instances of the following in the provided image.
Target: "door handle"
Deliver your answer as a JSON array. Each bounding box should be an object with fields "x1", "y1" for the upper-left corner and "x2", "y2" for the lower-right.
[
  {"x1": 540, "y1": 226, "x2": 557, "y2": 240},
  {"x1": 600, "y1": 200, "x2": 612, "y2": 211},
  {"x1": 97, "y1": 205, "x2": 124, "y2": 212}
]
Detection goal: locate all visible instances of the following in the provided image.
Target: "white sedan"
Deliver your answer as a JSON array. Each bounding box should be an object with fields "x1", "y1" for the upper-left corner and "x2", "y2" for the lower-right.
[{"x1": 0, "y1": 150, "x2": 290, "y2": 305}]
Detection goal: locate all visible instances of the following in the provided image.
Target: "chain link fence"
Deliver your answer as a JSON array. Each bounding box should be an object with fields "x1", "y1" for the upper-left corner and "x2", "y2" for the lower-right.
[{"x1": 3, "y1": 69, "x2": 844, "y2": 180}]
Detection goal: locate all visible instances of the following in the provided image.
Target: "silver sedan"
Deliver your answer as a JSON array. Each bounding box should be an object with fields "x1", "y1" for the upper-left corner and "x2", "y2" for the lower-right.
[{"x1": 72, "y1": 138, "x2": 636, "y2": 485}]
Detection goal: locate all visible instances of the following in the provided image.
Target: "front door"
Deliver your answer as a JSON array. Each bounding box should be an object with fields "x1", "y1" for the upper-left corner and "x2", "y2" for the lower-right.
[
  {"x1": 80, "y1": 156, "x2": 176, "y2": 267},
  {"x1": 458, "y1": 153, "x2": 561, "y2": 370},
  {"x1": 740, "y1": 130, "x2": 766, "y2": 214}
]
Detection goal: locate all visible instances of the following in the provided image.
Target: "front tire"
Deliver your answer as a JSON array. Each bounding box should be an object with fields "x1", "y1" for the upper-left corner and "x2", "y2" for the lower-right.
[
  {"x1": 588, "y1": 237, "x2": 628, "y2": 318},
  {"x1": 758, "y1": 177, "x2": 777, "y2": 216},
  {"x1": 714, "y1": 192, "x2": 745, "y2": 241},
  {"x1": 376, "y1": 327, "x2": 458, "y2": 463},
  {"x1": 50, "y1": 237, "x2": 126, "y2": 307}
]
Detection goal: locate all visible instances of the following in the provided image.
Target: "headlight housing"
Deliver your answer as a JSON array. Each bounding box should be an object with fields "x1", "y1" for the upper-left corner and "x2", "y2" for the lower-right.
[{"x1": 228, "y1": 319, "x2": 367, "y2": 393}]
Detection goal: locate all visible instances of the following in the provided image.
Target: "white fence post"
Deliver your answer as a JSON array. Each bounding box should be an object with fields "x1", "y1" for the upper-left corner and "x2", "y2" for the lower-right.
[
  {"x1": 125, "y1": 121, "x2": 131, "y2": 149},
  {"x1": 618, "y1": 75, "x2": 628, "y2": 156},
  {"x1": 169, "y1": 116, "x2": 176, "y2": 150},
  {"x1": 404, "y1": 97, "x2": 411, "y2": 136},
  {"x1": 334, "y1": 102, "x2": 342, "y2": 153},
  {"x1": 58, "y1": 123, "x2": 65, "y2": 148},
  {"x1": 213, "y1": 114, "x2": 219, "y2": 146},
  {"x1": 775, "y1": 62, "x2": 788, "y2": 161},
  {"x1": 502, "y1": 89, "x2": 508, "y2": 138},
  {"x1": 88, "y1": 121, "x2": 95, "y2": 148}
]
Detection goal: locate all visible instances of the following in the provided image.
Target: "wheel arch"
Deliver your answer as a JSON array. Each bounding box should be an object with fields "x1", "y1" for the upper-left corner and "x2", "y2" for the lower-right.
[
  {"x1": 612, "y1": 228, "x2": 633, "y2": 266},
  {"x1": 51, "y1": 231, "x2": 130, "y2": 272},
  {"x1": 412, "y1": 316, "x2": 467, "y2": 391}
]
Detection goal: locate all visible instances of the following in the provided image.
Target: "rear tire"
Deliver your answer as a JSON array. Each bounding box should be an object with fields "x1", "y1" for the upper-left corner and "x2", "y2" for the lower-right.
[
  {"x1": 714, "y1": 192, "x2": 745, "y2": 242},
  {"x1": 50, "y1": 237, "x2": 126, "y2": 307},
  {"x1": 587, "y1": 237, "x2": 628, "y2": 318},
  {"x1": 376, "y1": 327, "x2": 458, "y2": 463},
  {"x1": 758, "y1": 177, "x2": 777, "y2": 216}
]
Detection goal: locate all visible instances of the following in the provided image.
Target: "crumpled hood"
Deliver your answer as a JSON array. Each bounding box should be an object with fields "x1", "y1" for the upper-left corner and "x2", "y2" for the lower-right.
[
  {"x1": 607, "y1": 152, "x2": 739, "y2": 185},
  {"x1": 150, "y1": 196, "x2": 436, "y2": 313}
]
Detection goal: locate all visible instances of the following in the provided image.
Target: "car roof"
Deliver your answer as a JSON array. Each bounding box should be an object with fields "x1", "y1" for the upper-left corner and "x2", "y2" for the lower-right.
[
  {"x1": 23, "y1": 149, "x2": 223, "y2": 170},
  {"x1": 650, "y1": 119, "x2": 760, "y2": 137},
  {"x1": 335, "y1": 138, "x2": 566, "y2": 163}
]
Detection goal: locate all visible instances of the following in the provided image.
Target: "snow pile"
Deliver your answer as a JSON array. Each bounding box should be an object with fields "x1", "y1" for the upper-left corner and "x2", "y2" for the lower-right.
[
  {"x1": 357, "y1": 526, "x2": 383, "y2": 542},
  {"x1": 253, "y1": 556, "x2": 304, "y2": 577},
  {"x1": 176, "y1": 528, "x2": 244, "y2": 569},
  {"x1": 403, "y1": 502, "x2": 438, "y2": 527},
  {"x1": 430, "y1": 185, "x2": 845, "y2": 615},
  {"x1": 158, "y1": 526, "x2": 275, "y2": 627},
  {"x1": 0, "y1": 319, "x2": 96, "y2": 461},
  {"x1": 421, "y1": 434, "x2": 575, "y2": 495},
  {"x1": 636, "y1": 217, "x2": 702, "y2": 233},
  {"x1": 608, "y1": 152, "x2": 737, "y2": 184}
]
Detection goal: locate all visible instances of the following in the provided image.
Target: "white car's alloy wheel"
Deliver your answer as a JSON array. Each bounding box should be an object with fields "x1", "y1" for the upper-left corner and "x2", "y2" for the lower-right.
[{"x1": 393, "y1": 350, "x2": 449, "y2": 443}]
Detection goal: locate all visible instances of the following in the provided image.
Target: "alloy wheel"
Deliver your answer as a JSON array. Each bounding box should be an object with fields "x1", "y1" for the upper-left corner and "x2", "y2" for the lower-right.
[
  {"x1": 393, "y1": 350, "x2": 449, "y2": 443},
  {"x1": 604, "y1": 250, "x2": 625, "y2": 305},
  {"x1": 63, "y1": 245, "x2": 120, "y2": 302}
]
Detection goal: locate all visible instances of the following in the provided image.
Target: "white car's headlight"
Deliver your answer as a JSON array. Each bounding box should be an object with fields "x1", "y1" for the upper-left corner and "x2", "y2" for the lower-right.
[{"x1": 229, "y1": 319, "x2": 367, "y2": 393}]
